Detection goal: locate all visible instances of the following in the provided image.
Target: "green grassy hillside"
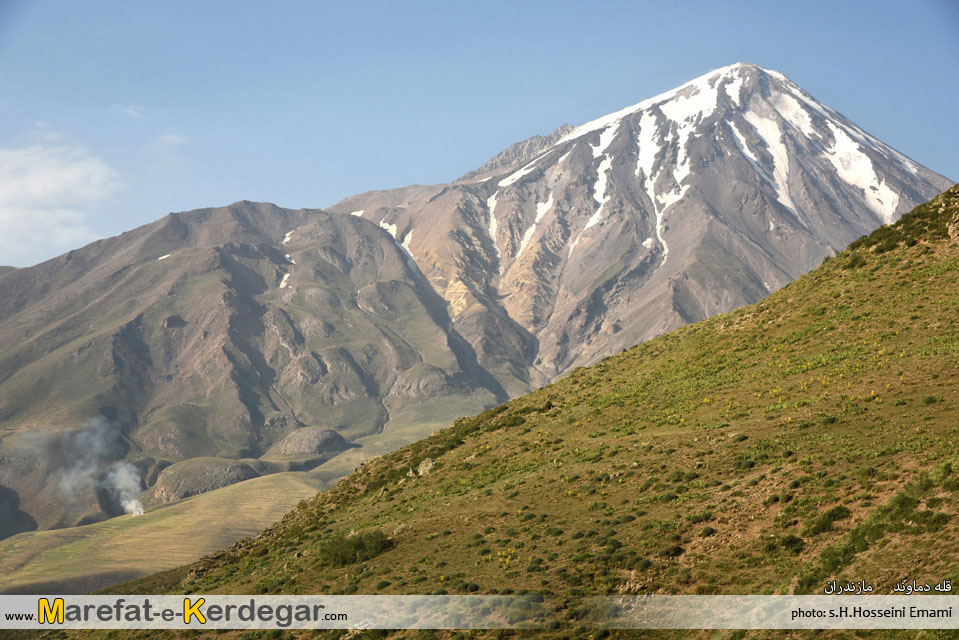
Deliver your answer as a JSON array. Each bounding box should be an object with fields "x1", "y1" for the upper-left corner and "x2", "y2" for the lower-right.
[{"x1": 66, "y1": 185, "x2": 959, "y2": 637}]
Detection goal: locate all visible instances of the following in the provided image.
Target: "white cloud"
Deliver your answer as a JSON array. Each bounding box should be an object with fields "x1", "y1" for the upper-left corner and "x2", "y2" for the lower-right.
[
  {"x1": 155, "y1": 128, "x2": 188, "y2": 147},
  {"x1": 0, "y1": 145, "x2": 120, "y2": 267}
]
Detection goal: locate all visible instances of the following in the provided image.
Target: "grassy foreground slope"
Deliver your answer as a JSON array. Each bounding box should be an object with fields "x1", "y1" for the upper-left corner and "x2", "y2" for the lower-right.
[{"x1": 119, "y1": 185, "x2": 957, "y2": 636}]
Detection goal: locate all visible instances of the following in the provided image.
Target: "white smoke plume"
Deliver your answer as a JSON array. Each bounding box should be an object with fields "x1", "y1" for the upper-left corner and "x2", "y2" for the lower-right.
[
  {"x1": 56, "y1": 416, "x2": 145, "y2": 517},
  {"x1": 102, "y1": 462, "x2": 144, "y2": 516},
  {"x1": 57, "y1": 417, "x2": 123, "y2": 499}
]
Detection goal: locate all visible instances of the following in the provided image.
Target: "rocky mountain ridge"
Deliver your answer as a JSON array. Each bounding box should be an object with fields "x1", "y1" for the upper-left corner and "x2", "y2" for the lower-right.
[{"x1": 0, "y1": 203, "x2": 505, "y2": 532}]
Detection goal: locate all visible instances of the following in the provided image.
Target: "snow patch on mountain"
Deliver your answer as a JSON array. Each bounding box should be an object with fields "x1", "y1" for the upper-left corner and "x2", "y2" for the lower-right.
[
  {"x1": 660, "y1": 75, "x2": 720, "y2": 188},
  {"x1": 536, "y1": 193, "x2": 554, "y2": 223},
  {"x1": 635, "y1": 111, "x2": 660, "y2": 180},
  {"x1": 487, "y1": 191, "x2": 501, "y2": 262},
  {"x1": 587, "y1": 156, "x2": 613, "y2": 229},
  {"x1": 660, "y1": 74, "x2": 720, "y2": 126},
  {"x1": 823, "y1": 123, "x2": 899, "y2": 223},
  {"x1": 571, "y1": 153, "x2": 615, "y2": 255},
  {"x1": 724, "y1": 70, "x2": 744, "y2": 107},
  {"x1": 517, "y1": 192, "x2": 554, "y2": 257},
  {"x1": 499, "y1": 153, "x2": 547, "y2": 187},
  {"x1": 772, "y1": 93, "x2": 816, "y2": 138},
  {"x1": 830, "y1": 116, "x2": 920, "y2": 178},
  {"x1": 728, "y1": 121, "x2": 772, "y2": 184},
  {"x1": 654, "y1": 184, "x2": 686, "y2": 260},
  {"x1": 517, "y1": 221, "x2": 537, "y2": 259},
  {"x1": 633, "y1": 111, "x2": 672, "y2": 260},
  {"x1": 772, "y1": 79, "x2": 918, "y2": 176},
  {"x1": 743, "y1": 111, "x2": 799, "y2": 217},
  {"x1": 518, "y1": 191, "x2": 555, "y2": 259},
  {"x1": 379, "y1": 217, "x2": 398, "y2": 237},
  {"x1": 591, "y1": 124, "x2": 620, "y2": 158}
]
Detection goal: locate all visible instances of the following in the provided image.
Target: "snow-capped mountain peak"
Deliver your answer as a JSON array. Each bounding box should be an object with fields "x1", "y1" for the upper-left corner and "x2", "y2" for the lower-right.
[
  {"x1": 332, "y1": 63, "x2": 951, "y2": 379},
  {"x1": 480, "y1": 63, "x2": 924, "y2": 241}
]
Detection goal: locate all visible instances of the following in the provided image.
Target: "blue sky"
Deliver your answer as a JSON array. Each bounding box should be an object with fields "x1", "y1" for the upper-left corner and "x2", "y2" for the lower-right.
[{"x1": 0, "y1": 0, "x2": 956, "y2": 266}]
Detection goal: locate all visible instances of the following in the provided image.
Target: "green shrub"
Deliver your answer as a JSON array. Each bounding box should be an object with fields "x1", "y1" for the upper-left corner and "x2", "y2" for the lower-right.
[
  {"x1": 844, "y1": 254, "x2": 867, "y2": 270},
  {"x1": 316, "y1": 530, "x2": 393, "y2": 567},
  {"x1": 686, "y1": 510, "x2": 712, "y2": 524},
  {"x1": 806, "y1": 506, "x2": 851, "y2": 535},
  {"x1": 780, "y1": 535, "x2": 805, "y2": 554}
]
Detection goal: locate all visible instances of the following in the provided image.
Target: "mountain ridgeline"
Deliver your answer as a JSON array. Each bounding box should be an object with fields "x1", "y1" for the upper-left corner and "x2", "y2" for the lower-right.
[{"x1": 0, "y1": 64, "x2": 951, "y2": 543}]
